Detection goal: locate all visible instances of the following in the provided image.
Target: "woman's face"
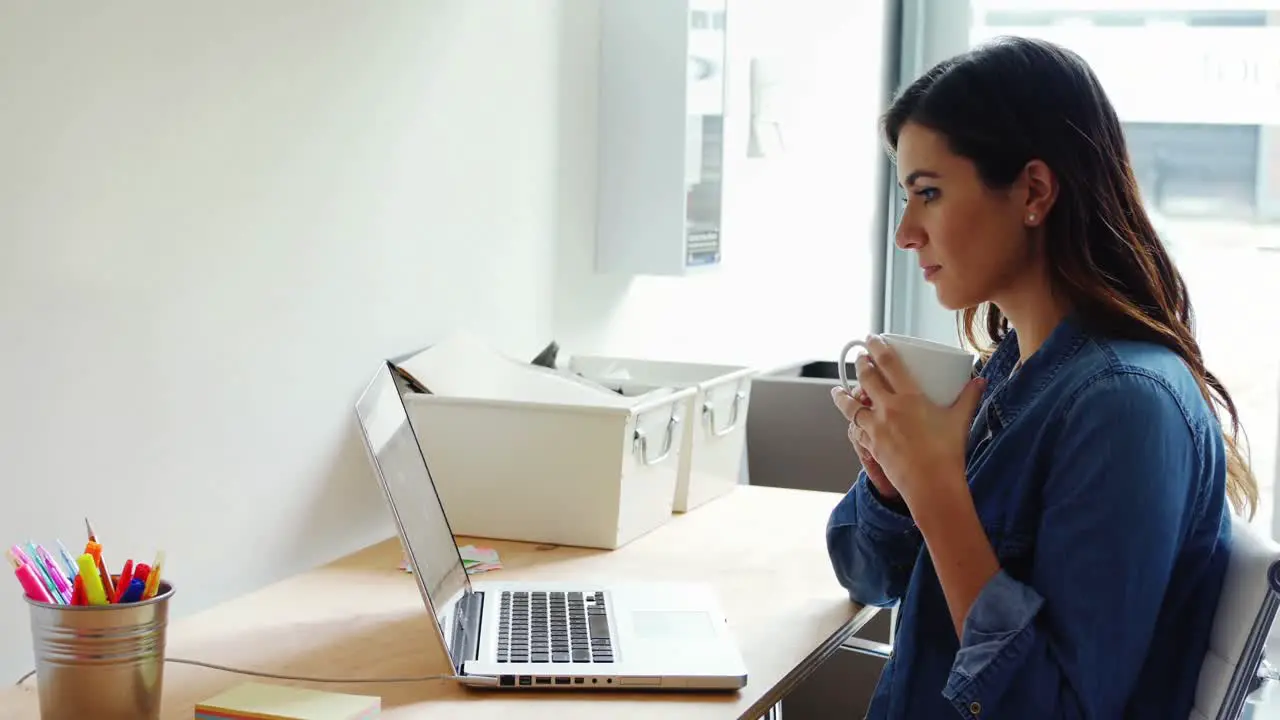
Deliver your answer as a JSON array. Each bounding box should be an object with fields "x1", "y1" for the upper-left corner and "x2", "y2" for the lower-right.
[{"x1": 893, "y1": 121, "x2": 1044, "y2": 311}]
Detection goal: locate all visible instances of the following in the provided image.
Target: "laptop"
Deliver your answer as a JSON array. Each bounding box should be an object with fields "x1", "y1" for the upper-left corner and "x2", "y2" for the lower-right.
[{"x1": 354, "y1": 362, "x2": 749, "y2": 690}]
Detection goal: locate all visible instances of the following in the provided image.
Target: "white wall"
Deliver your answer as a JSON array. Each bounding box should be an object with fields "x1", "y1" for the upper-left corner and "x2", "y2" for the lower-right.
[
  {"x1": 0, "y1": 1, "x2": 560, "y2": 679},
  {"x1": 554, "y1": 0, "x2": 892, "y2": 367}
]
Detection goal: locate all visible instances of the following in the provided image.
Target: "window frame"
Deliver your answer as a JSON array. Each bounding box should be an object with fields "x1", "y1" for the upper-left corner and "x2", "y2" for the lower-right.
[{"x1": 882, "y1": 0, "x2": 973, "y2": 346}]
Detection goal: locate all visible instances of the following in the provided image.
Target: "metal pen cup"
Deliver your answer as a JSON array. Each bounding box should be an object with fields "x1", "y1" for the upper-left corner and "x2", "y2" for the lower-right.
[{"x1": 24, "y1": 581, "x2": 174, "y2": 720}]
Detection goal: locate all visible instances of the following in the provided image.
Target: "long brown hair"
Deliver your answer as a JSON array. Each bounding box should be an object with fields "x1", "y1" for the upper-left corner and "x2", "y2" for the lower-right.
[{"x1": 883, "y1": 36, "x2": 1257, "y2": 518}]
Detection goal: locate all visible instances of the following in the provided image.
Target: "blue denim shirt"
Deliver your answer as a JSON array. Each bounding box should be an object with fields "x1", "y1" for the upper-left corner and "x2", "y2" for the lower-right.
[{"x1": 827, "y1": 317, "x2": 1231, "y2": 718}]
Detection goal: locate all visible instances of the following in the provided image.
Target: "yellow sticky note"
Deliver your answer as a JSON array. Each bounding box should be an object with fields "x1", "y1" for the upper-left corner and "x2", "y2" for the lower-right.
[{"x1": 195, "y1": 682, "x2": 380, "y2": 720}]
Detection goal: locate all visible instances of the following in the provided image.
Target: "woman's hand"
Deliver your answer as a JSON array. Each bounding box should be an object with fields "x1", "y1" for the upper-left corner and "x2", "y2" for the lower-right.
[
  {"x1": 832, "y1": 386, "x2": 899, "y2": 500},
  {"x1": 846, "y1": 336, "x2": 986, "y2": 507}
]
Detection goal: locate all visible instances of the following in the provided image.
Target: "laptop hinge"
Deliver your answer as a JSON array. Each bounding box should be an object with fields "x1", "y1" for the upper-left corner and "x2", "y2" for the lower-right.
[{"x1": 450, "y1": 589, "x2": 484, "y2": 672}]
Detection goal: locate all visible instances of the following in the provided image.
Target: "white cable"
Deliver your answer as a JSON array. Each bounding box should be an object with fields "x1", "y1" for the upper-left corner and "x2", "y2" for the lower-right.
[
  {"x1": 15, "y1": 660, "x2": 499, "y2": 687},
  {"x1": 165, "y1": 657, "x2": 472, "y2": 684}
]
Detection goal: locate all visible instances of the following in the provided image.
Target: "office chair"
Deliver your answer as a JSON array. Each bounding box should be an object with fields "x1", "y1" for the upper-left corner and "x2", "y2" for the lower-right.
[
  {"x1": 1192, "y1": 514, "x2": 1280, "y2": 719},
  {"x1": 840, "y1": 515, "x2": 1280, "y2": 719}
]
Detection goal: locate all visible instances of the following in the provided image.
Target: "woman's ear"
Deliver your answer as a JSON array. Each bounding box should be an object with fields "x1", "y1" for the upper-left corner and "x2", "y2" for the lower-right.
[{"x1": 1022, "y1": 159, "x2": 1058, "y2": 227}]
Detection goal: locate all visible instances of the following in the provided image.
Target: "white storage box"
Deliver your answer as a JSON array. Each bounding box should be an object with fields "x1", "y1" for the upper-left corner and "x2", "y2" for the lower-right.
[
  {"x1": 395, "y1": 335, "x2": 696, "y2": 549},
  {"x1": 567, "y1": 356, "x2": 757, "y2": 513},
  {"x1": 405, "y1": 389, "x2": 694, "y2": 549}
]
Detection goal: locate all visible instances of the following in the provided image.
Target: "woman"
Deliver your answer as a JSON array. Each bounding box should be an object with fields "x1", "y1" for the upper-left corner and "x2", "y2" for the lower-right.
[{"x1": 826, "y1": 36, "x2": 1257, "y2": 719}]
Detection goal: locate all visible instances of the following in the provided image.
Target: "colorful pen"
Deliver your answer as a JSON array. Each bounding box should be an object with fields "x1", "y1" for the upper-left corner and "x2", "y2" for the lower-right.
[
  {"x1": 132, "y1": 563, "x2": 151, "y2": 587},
  {"x1": 10, "y1": 529, "x2": 169, "y2": 606},
  {"x1": 14, "y1": 545, "x2": 60, "y2": 604},
  {"x1": 85, "y1": 540, "x2": 114, "y2": 600},
  {"x1": 35, "y1": 545, "x2": 73, "y2": 604},
  {"x1": 8, "y1": 550, "x2": 54, "y2": 604},
  {"x1": 142, "y1": 551, "x2": 164, "y2": 600},
  {"x1": 112, "y1": 560, "x2": 134, "y2": 604},
  {"x1": 85, "y1": 519, "x2": 115, "y2": 600},
  {"x1": 55, "y1": 540, "x2": 79, "y2": 581},
  {"x1": 76, "y1": 554, "x2": 108, "y2": 606},
  {"x1": 8, "y1": 545, "x2": 33, "y2": 569},
  {"x1": 120, "y1": 579, "x2": 146, "y2": 604},
  {"x1": 29, "y1": 543, "x2": 66, "y2": 603}
]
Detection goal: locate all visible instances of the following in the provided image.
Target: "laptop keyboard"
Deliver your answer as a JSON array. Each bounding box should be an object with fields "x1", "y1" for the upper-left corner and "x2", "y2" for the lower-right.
[{"x1": 496, "y1": 591, "x2": 614, "y2": 664}]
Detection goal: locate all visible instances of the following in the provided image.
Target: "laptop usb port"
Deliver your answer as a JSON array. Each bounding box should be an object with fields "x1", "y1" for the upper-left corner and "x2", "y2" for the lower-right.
[
  {"x1": 535, "y1": 677, "x2": 551, "y2": 685},
  {"x1": 555, "y1": 677, "x2": 570, "y2": 685},
  {"x1": 574, "y1": 677, "x2": 585, "y2": 684}
]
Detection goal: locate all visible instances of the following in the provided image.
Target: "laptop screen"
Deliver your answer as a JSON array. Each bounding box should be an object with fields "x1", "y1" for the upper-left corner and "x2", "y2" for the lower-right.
[{"x1": 354, "y1": 363, "x2": 471, "y2": 655}]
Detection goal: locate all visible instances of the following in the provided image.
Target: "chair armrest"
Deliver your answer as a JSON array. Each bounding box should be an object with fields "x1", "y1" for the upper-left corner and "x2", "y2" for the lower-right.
[{"x1": 1246, "y1": 658, "x2": 1280, "y2": 709}]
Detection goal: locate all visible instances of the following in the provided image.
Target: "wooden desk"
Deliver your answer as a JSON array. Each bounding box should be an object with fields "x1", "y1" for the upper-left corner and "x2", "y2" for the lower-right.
[{"x1": 0, "y1": 486, "x2": 873, "y2": 719}]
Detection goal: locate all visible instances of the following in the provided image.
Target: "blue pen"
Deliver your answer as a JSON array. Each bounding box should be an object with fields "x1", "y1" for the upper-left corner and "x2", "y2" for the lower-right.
[
  {"x1": 55, "y1": 541, "x2": 79, "y2": 581},
  {"x1": 120, "y1": 578, "x2": 145, "y2": 604}
]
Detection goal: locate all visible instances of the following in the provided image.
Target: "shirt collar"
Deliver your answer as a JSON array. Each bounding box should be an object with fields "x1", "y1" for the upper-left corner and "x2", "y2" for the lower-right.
[{"x1": 980, "y1": 314, "x2": 1090, "y2": 429}]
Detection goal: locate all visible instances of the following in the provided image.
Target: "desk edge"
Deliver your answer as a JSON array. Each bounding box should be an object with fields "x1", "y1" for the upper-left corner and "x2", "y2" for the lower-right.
[{"x1": 737, "y1": 604, "x2": 879, "y2": 720}]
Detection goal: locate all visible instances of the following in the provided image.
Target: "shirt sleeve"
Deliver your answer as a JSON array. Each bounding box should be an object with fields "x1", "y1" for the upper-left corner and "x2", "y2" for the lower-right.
[
  {"x1": 826, "y1": 470, "x2": 924, "y2": 607},
  {"x1": 941, "y1": 370, "x2": 1211, "y2": 718}
]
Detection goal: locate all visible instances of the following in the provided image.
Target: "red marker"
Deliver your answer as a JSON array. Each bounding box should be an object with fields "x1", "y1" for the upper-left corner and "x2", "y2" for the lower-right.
[{"x1": 112, "y1": 560, "x2": 135, "y2": 604}]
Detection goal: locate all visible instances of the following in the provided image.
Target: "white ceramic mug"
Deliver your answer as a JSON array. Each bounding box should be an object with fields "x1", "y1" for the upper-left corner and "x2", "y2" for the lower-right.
[{"x1": 838, "y1": 334, "x2": 976, "y2": 406}]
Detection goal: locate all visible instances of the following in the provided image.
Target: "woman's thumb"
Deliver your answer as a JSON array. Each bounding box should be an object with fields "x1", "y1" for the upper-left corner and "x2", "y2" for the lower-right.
[{"x1": 954, "y1": 376, "x2": 987, "y2": 416}]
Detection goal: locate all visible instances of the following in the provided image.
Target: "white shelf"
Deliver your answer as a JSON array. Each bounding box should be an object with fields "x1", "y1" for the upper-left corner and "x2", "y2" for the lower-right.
[{"x1": 595, "y1": 0, "x2": 728, "y2": 276}]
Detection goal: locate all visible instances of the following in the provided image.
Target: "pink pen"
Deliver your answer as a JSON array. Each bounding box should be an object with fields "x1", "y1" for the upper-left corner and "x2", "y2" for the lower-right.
[
  {"x1": 6, "y1": 550, "x2": 53, "y2": 603},
  {"x1": 8, "y1": 545, "x2": 33, "y2": 567},
  {"x1": 35, "y1": 546, "x2": 73, "y2": 603},
  {"x1": 13, "y1": 544, "x2": 61, "y2": 604}
]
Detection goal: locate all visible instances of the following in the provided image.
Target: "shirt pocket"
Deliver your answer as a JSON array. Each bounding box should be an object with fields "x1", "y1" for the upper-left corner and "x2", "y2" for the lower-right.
[
  {"x1": 993, "y1": 529, "x2": 1036, "y2": 580},
  {"x1": 977, "y1": 501, "x2": 1036, "y2": 577},
  {"x1": 977, "y1": 510, "x2": 1036, "y2": 582}
]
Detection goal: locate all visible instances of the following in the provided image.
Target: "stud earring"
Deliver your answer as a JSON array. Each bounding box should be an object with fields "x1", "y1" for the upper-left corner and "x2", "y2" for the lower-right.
[{"x1": 1027, "y1": 214, "x2": 1037, "y2": 224}]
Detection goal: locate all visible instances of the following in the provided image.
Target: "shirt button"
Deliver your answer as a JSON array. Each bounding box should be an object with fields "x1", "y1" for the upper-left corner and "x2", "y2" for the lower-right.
[{"x1": 969, "y1": 701, "x2": 981, "y2": 715}]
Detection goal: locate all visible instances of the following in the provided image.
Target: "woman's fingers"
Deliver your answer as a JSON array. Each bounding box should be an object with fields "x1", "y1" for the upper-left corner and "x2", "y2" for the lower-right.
[
  {"x1": 865, "y1": 336, "x2": 920, "y2": 396},
  {"x1": 831, "y1": 385, "x2": 872, "y2": 421},
  {"x1": 831, "y1": 386, "x2": 857, "y2": 420},
  {"x1": 846, "y1": 416, "x2": 872, "y2": 449},
  {"x1": 855, "y1": 354, "x2": 892, "y2": 403}
]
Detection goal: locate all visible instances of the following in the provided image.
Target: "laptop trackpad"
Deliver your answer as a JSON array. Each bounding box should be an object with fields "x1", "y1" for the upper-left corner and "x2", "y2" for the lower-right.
[{"x1": 631, "y1": 610, "x2": 716, "y2": 641}]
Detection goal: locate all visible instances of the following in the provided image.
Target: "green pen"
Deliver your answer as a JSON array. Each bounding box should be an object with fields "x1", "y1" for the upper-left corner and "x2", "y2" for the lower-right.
[{"x1": 24, "y1": 542, "x2": 63, "y2": 604}]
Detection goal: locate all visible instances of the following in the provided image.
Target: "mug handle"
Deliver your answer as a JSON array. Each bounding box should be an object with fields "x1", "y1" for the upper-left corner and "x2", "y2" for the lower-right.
[{"x1": 837, "y1": 339, "x2": 870, "y2": 394}]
